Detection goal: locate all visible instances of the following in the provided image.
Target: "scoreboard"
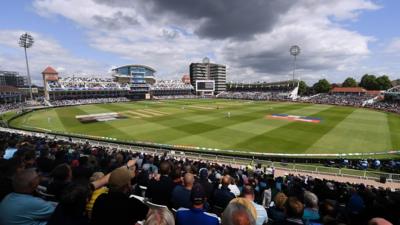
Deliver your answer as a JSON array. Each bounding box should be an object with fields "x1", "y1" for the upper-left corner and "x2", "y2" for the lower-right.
[{"x1": 196, "y1": 80, "x2": 215, "y2": 91}]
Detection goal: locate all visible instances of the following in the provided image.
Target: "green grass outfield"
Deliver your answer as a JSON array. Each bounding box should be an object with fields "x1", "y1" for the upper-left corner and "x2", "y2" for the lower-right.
[{"x1": 9, "y1": 99, "x2": 400, "y2": 155}]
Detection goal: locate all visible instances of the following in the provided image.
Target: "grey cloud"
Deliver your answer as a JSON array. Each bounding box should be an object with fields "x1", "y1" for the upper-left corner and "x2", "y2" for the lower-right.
[
  {"x1": 93, "y1": 11, "x2": 139, "y2": 30},
  {"x1": 94, "y1": 0, "x2": 295, "y2": 40},
  {"x1": 162, "y1": 29, "x2": 179, "y2": 40},
  {"x1": 223, "y1": 46, "x2": 355, "y2": 77}
]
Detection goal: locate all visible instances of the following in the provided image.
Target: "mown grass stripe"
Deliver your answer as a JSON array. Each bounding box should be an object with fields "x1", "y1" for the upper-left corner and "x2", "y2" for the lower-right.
[
  {"x1": 387, "y1": 113, "x2": 400, "y2": 150},
  {"x1": 233, "y1": 106, "x2": 355, "y2": 153}
]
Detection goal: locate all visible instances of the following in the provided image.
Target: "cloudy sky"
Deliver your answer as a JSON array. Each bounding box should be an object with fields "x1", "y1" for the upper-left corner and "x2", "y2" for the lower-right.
[{"x1": 1, "y1": 0, "x2": 400, "y2": 85}]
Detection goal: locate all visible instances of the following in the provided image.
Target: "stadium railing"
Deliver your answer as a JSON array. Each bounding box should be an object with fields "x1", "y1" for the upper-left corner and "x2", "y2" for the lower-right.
[{"x1": 1, "y1": 126, "x2": 399, "y2": 183}]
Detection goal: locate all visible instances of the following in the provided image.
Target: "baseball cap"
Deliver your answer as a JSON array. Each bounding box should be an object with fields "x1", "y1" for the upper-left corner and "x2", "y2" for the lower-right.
[
  {"x1": 191, "y1": 184, "x2": 206, "y2": 205},
  {"x1": 199, "y1": 168, "x2": 208, "y2": 179}
]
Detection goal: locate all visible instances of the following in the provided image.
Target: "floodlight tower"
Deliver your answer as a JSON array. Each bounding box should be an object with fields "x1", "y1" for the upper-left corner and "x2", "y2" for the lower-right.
[
  {"x1": 19, "y1": 32, "x2": 34, "y2": 100},
  {"x1": 289, "y1": 45, "x2": 300, "y2": 82}
]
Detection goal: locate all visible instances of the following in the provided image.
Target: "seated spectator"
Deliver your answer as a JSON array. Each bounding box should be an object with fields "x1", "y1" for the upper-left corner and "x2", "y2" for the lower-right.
[
  {"x1": 281, "y1": 197, "x2": 305, "y2": 225},
  {"x1": 91, "y1": 165, "x2": 149, "y2": 225},
  {"x1": 171, "y1": 172, "x2": 194, "y2": 209},
  {"x1": 47, "y1": 182, "x2": 91, "y2": 225},
  {"x1": 319, "y1": 200, "x2": 339, "y2": 225},
  {"x1": 0, "y1": 157, "x2": 24, "y2": 201},
  {"x1": 347, "y1": 188, "x2": 365, "y2": 215},
  {"x1": 242, "y1": 185, "x2": 268, "y2": 225},
  {"x1": 0, "y1": 168, "x2": 56, "y2": 225},
  {"x1": 73, "y1": 156, "x2": 93, "y2": 181},
  {"x1": 86, "y1": 172, "x2": 108, "y2": 218},
  {"x1": 268, "y1": 192, "x2": 288, "y2": 223},
  {"x1": 47, "y1": 163, "x2": 72, "y2": 201},
  {"x1": 228, "y1": 176, "x2": 241, "y2": 197},
  {"x1": 302, "y1": 191, "x2": 320, "y2": 223},
  {"x1": 221, "y1": 198, "x2": 257, "y2": 225},
  {"x1": 198, "y1": 168, "x2": 213, "y2": 199},
  {"x1": 144, "y1": 208, "x2": 175, "y2": 225},
  {"x1": 212, "y1": 175, "x2": 236, "y2": 215},
  {"x1": 176, "y1": 184, "x2": 219, "y2": 225},
  {"x1": 147, "y1": 161, "x2": 174, "y2": 206}
]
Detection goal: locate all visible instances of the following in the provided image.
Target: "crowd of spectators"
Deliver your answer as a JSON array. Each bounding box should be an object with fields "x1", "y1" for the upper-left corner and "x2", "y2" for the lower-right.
[
  {"x1": 48, "y1": 77, "x2": 130, "y2": 91},
  {"x1": 0, "y1": 103, "x2": 28, "y2": 113},
  {"x1": 151, "y1": 80, "x2": 193, "y2": 91},
  {"x1": 300, "y1": 94, "x2": 373, "y2": 107},
  {"x1": 154, "y1": 95, "x2": 197, "y2": 100},
  {"x1": 218, "y1": 92, "x2": 400, "y2": 115},
  {"x1": 0, "y1": 131, "x2": 399, "y2": 225},
  {"x1": 217, "y1": 92, "x2": 291, "y2": 101},
  {"x1": 50, "y1": 97, "x2": 130, "y2": 106},
  {"x1": 365, "y1": 101, "x2": 400, "y2": 114}
]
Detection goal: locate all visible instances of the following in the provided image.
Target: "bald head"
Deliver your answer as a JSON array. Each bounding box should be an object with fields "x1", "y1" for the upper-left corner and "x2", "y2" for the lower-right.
[
  {"x1": 368, "y1": 218, "x2": 393, "y2": 225},
  {"x1": 222, "y1": 175, "x2": 231, "y2": 187},
  {"x1": 184, "y1": 173, "x2": 194, "y2": 189}
]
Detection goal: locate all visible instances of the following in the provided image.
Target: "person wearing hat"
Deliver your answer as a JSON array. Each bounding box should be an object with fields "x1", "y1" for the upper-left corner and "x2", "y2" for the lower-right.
[
  {"x1": 91, "y1": 165, "x2": 149, "y2": 225},
  {"x1": 176, "y1": 184, "x2": 219, "y2": 225},
  {"x1": 198, "y1": 168, "x2": 213, "y2": 200}
]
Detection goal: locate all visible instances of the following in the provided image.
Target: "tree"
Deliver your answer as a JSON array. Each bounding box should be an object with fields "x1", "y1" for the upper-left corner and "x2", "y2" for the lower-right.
[
  {"x1": 313, "y1": 79, "x2": 331, "y2": 93},
  {"x1": 342, "y1": 77, "x2": 357, "y2": 87},
  {"x1": 298, "y1": 81, "x2": 310, "y2": 96},
  {"x1": 359, "y1": 74, "x2": 379, "y2": 90},
  {"x1": 376, "y1": 75, "x2": 392, "y2": 90}
]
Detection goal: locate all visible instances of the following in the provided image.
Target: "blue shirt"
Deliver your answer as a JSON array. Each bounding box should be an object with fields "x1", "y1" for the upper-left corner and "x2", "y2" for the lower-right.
[
  {"x1": 0, "y1": 192, "x2": 56, "y2": 225},
  {"x1": 171, "y1": 185, "x2": 191, "y2": 209},
  {"x1": 252, "y1": 201, "x2": 268, "y2": 225},
  {"x1": 176, "y1": 208, "x2": 219, "y2": 225}
]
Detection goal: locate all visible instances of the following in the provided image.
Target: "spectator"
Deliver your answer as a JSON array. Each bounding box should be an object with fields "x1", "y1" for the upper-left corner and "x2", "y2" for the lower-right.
[
  {"x1": 221, "y1": 198, "x2": 257, "y2": 225},
  {"x1": 198, "y1": 168, "x2": 213, "y2": 199},
  {"x1": 0, "y1": 168, "x2": 56, "y2": 225},
  {"x1": 212, "y1": 175, "x2": 236, "y2": 215},
  {"x1": 144, "y1": 208, "x2": 175, "y2": 225},
  {"x1": 242, "y1": 185, "x2": 268, "y2": 225},
  {"x1": 86, "y1": 172, "x2": 108, "y2": 218},
  {"x1": 176, "y1": 184, "x2": 219, "y2": 225},
  {"x1": 47, "y1": 182, "x2": 91, "y2": 225},
  {"x1": 0, "y1": 157, "x2": 24, "y2": 201},
  {"x1": 147, "y1": 161, "x2": 174, "y2": 206},
  {"x1": 47, "y1": 163, "x2": 72, "y2": 201},
  {"x1": 281, "y1": 197, "x2": 305, "y2": 225},
  {"x1": 302, "y1": 191, "x2": 320, "y2": 223},
  {"x1": 171, "y1": 172, "x2": 195, "y2": 209},
  {"x1": 268, "y1": 192, "x2": 288, "y2": 223},
  {"x1": 91, "y1": 166, "x2": 149, "y2": 225},
  {"x1": 347, "y1": 188, "x2": 365, "y2": 215}
]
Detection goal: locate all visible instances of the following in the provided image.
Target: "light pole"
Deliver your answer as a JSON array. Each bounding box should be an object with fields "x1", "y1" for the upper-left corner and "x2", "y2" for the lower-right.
[
  {"x1": 289, "y1": 45, "x2": 300, "y2": 82},
  {"x1": 19, "y1": 33, "x2": 34, "y2": 100}
]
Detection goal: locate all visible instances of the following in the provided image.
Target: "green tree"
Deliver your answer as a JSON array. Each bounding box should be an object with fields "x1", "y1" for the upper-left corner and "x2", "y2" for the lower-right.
[
  {"x1": 376, "y1": 75, "x2": 392, "y2": 90},
  {"x1": 359, "y1": 74, "x2": 379, "y2": 90},
  {"x1": 342, "y1": 77, "x2": 357, "y2": 87},
  {"x1": 313, "y1": 79, "x2": 331, "y2": 93},
  {"x1": 298, "y1": 80, "x2": 310, "y2": 96}
]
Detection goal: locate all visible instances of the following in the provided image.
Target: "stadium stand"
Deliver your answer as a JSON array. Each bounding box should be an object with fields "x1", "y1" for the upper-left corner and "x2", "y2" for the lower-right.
[
  {"x1": 45, "y1": 74, "x2": 195, "y2": 101},
  {"x1": 300, "y1": 93, "x2": 373, "y2": 107},
  {"x1": 50, "y1": 97, "x2": 130, "y2": 106},
  {"x1": 0, "y1": 131, "x2": 399, "y2": 225},
  {"x1": 150, "y1": 80, "x2": 194, "y2": 98},
  {"x1": 218, "y1": 80, "x2": 299, "y2": 100}
]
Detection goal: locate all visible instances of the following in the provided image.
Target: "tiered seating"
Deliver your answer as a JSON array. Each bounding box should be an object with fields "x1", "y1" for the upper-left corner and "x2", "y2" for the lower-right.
[
  {"x1": 47, "y1": 77, "x2": 130, "y2": 91},
  {"x1": 0, "y1": 131, "x2": 399, "y2": 225}
]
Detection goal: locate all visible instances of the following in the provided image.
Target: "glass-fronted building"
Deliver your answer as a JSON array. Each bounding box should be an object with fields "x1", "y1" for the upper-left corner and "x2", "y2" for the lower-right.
[
  {"x1": 112, "y1": 65, "x2": 156, "y2": 84},
  {"x1": 112, "y1": 65, "x2": 156, "y2": 99}
]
